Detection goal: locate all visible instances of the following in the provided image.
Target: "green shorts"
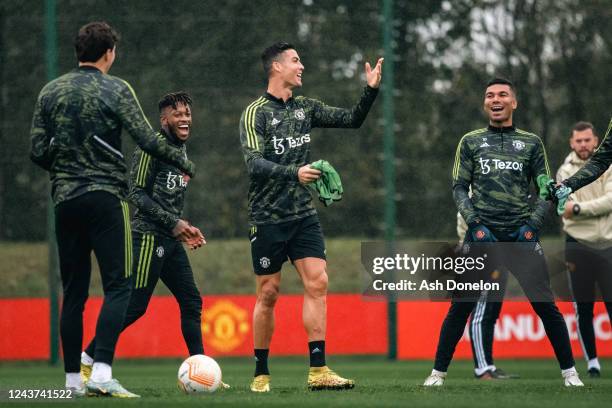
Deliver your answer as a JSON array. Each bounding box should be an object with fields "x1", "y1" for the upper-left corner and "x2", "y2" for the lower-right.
[{"x1": 249, "y1": 215, "x2": 326, "y2": 275}]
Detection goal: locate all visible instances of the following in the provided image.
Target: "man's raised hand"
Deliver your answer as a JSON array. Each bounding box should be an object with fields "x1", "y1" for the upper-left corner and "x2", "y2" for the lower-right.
[{"x1": 365, "y1": 57, "x2": 384, "y2": 88}]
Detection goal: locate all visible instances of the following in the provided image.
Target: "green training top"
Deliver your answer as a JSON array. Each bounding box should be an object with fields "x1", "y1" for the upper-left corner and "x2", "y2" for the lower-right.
[
  {"x1": 130, "y1": 129, "x2": 190, "y2": 238},
  {"x1": 452, "y1": 125, "x2": 551, "y2": 231},
  {"x1": 239, "y1": 86, "x2": 378, "y2": 225},
  {"x1": 30, "y1": 66, "x2": 195, "y2": 205},
  {"x1": 563, "y1": 117, "x2": 612, "y2": 192}
]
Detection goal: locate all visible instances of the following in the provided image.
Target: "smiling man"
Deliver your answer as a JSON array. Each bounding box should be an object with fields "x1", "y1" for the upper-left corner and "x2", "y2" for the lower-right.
[
  {"x1": 29, "y1": 22, "x2": 195, "y2": 398},
  {"x1": 239, "y1": 42, "x2": 382, "y2": 392},
  {"x1": 423, "y1": 78, "x2": 582, "y2": 387},
  {"x1": 79, "y1": 92, "x2": 209, "y2": 390}
]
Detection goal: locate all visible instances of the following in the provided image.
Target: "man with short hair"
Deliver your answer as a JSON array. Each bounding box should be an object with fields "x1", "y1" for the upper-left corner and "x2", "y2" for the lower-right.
[
  {"x1": 239, "y1": 42, "x2": 382, "y2": 392},
  {"x1": 80, "y1": 92, "x2": 209, "y2": 387},
  {"x1": 554, "y1": 118, "x2": 612, "y2": 199},
  {"x1": 556, "y1": 121, "x2": 612, "y2": 378},
  {"x1": 30, "y1": 22, "x2": 196, "y2": 397},
  {"x1": 423, "y1": 78, "x2": 582, "y2": 387}
]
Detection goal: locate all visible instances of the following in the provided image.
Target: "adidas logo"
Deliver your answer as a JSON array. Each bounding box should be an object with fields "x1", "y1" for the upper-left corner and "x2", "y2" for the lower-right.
[
  {"x1": 271, "y1": 118, "x2": 281, "y2": 126},
  {"x1": 311, "y1": 348, "x2": 321, "y2": 354},
  {"x1": 480, "y1": 141, "x2": 490, "y2": 147}
]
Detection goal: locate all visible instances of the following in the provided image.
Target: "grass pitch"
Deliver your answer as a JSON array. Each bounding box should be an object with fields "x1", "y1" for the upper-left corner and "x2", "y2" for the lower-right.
[{"x1": 1, "y1": 357, "x2": 611, "y2": 407}]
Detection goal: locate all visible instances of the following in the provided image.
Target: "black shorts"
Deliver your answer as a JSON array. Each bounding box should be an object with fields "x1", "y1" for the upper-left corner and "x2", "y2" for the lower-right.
[{"x1": 249, "y1": 215, "x2": 326, "y2": 275}]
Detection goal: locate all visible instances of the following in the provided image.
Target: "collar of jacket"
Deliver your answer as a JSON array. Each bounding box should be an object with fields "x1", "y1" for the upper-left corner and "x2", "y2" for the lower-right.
[
  {"x1": 567, "y1": 150, "x2": 587, "y2": 166},
  {"x1": 77, "y1": 65, "x2": 102, "y2": 73},
  {"x1": 159, "y1": 128, "x2": 184, "y2": 147},
  {"x1": 264, "y1": 91, "x2": 294, "y2": 106},
  {"x1": 487, "y1": 124, "x2": 516, "y2": 133}
]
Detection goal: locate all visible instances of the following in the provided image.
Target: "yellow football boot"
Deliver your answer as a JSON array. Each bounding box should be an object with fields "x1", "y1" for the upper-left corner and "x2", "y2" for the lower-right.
[
  {"x1": 250, "y1": 375, "x2": 270, "y2": 392},
  {"x1": 307, "y1": 366, "x2": 355, "y2": 391}
]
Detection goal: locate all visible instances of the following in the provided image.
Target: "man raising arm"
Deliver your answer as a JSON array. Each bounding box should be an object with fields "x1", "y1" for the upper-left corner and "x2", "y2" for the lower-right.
[{"x1": 239, "y1": 42, "x2": 382, "y2": 392}]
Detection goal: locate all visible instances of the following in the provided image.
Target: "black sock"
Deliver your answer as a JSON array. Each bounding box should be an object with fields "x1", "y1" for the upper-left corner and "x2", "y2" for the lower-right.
[
  {"x1": 254, "y1": 349, "x2": 270, "y2": 376},
  {"x1": 309, "y1": 341, "x2": 326, "y2": 367}
]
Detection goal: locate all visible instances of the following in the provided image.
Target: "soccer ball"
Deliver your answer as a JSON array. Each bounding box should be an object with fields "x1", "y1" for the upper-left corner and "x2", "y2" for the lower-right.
[{"x1": 177, "y1": 354, "x2": 222, "y2": 393}]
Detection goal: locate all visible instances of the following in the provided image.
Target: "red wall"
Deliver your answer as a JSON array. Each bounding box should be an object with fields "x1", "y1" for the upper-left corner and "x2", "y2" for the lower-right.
[
  {"x1": 398, "y1": 302, "x2": 612, "y2": 359},
  {"x1": 1, "y1": 296, "x2": 610, "y2": 360},
  {"x1": 0, "y1": 295, "x2": 387, "y2": 359}
]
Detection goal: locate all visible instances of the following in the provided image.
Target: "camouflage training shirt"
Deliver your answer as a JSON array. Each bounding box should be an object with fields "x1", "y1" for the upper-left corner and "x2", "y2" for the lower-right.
[
  {"x1": 30, "y1": 66, "x2": 195, "y2": 205},
  {"x1": 452, "y1": 125, "x2": 551, "y2": 231},
  {"x1": 563, "y1": 117, "x2": 612, "y2": 192},
  {"x1": 239, "y1": 86, "x2": 378, "y2": 225},
  {"x1": 130, "y1": 129, "x2": 189, "y2": 238}
]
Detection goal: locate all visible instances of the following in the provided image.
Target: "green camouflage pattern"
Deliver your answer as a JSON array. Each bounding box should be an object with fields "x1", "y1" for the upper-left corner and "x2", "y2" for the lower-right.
[
  {"x1": 239, "y1": 86, "x2": 378, "y2": 225},
  {"x1": 130, "y1": 129, "x2": 189, "y2": 237},
  {"x1": 30, "y1": 66, "x2": 195, "y2": 205},
  {"x1": 564, "y1": 117, "x2": 612, "y2": 192},
  {"x1": 452, "y1": 126, "x2": 551, "y2": 230}
]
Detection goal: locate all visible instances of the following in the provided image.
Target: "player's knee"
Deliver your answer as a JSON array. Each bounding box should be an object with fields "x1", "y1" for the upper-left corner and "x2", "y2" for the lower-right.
[
  {"x1": 258, "y1": 282, "x2": 280, "y2": 307},
  {"x1": 305, "y1": 270, "x2": 328, "y2": 298}
]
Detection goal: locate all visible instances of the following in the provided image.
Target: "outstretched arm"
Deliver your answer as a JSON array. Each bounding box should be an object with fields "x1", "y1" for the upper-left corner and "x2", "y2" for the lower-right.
[{"x1": 311, "y1": 58, "x2": 383, "y2": 129}]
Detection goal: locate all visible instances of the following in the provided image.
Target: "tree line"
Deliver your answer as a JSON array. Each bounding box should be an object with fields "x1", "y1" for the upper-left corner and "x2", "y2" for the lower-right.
[{"x1": 0, "y1": 0, "x2": 609, "y2": 240}]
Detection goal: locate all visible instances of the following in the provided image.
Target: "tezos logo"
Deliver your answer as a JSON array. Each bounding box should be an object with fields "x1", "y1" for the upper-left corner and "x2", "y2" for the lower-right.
[
  {"x1": 156, "y1": 246, "x2": 164, "y2": 258},
  {"x1": 271, "y1": 134, "x2": 311, "y2": 155},
  {"x1": 478, "y1": 158, "x2": 523, "y2": 175},
  {"x1": 166, "y1": 171, "x2": 188, "y2": 190},
  {"x1": 259, "y1": 257, "x2": 271, "y2": 268},
  {"x1": 512, "y1": 140, "x2": 526, "y2": 151},
  {"x1": 294, "y1": 109, "x2": 305, "y2": 120}
]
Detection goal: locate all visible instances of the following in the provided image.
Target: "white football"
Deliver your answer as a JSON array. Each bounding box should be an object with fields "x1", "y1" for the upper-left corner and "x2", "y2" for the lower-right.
[{"x1": 177, "y1": 354, "x2": 222, "y2": 393}]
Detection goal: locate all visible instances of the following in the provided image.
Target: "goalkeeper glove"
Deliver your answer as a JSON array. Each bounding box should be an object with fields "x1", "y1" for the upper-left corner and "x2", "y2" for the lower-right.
[
  {"x1": 511, "y1": 224, "x2": 538, "y2": 242},
  {"x1": 554, "y1": 183, "x2": 573, "y2": 215},
  {"x1": 536, "y1": 174, "x2": 555, "y2": 200},
  {"x1": 467, "y1": 221, "x2": 498, "y2": 242},
  {"x1": 535, "y1": 175, "x2": 573, "y2": 215}
]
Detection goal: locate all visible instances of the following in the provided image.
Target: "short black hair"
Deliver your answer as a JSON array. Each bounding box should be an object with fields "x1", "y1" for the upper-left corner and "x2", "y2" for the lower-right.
[
  {"x1": 261, "y1": 42, "x2": 296, "y2": 75},
  {"x1": 158, "y1": 91, "x2": 193, "y2": 113},
  {"x1": 572, "y1": 121, "x2": 596, "y2": 136},
  {"x1": 486, "y1": 77, "x2": 515, "y2": 93},
  {"x1": 74, "y1": 21, "x2": 119, "y2": 63}
]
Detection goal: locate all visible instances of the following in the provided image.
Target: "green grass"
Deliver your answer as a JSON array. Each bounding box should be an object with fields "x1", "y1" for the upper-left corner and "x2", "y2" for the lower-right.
[{"x1": 0, "y1": 357, "x2": 611, "y2": 407}]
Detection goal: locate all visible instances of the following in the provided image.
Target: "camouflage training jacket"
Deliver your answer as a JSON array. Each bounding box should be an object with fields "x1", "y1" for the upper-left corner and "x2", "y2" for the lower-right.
[
  {"x1": 239, "y1": 86, "x2": 378, "y2": 225},
  {"x1": 564, "y1": 117, "x2": 612, "y2": 192},
  {"x1": 130, "y1": 129, "x2": 189, "y2": 238},
  {"x1": 30, "y1": 66, "x2": 195, "y2": 205},
  {"x1": 452, "y1": 125, "x2": 551, "y2": 231}
]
